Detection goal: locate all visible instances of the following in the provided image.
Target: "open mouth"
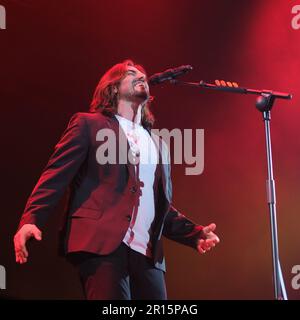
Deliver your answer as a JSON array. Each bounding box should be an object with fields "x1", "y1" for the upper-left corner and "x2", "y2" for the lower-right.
[{"x1": 134, "y1": 81, "x2": 145, "y2": 87}]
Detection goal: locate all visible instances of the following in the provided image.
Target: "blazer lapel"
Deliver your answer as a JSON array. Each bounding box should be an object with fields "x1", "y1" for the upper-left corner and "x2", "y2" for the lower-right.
[
  {"x1": 148, "y1": 129, "x2": 171, "y2": 204},
  {"x1": 106, "y1": 115, "x2": 136, "y2": 182},
  {"x1": 105, "y1": 113, "x2": 171, "y2": 203}
]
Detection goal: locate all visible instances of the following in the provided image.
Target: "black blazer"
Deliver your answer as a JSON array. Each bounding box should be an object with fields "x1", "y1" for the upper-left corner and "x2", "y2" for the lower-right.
[{"x1": 18, "y1": 111, "x2": 203, "y2": 272}]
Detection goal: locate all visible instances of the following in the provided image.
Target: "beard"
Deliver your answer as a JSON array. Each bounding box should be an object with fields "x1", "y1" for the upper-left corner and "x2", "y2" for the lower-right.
[
  {"x1": 125, "y1": 84, "x2": 150, "y2": 103},
  {"x1": 134, "y1": 88, "x2": 149, "y2": 101}
]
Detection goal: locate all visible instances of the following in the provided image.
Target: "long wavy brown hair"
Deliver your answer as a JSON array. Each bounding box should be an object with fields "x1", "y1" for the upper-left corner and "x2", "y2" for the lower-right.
[{"x1": 90, "y1": 59, "x2": 155, "y2": 129}]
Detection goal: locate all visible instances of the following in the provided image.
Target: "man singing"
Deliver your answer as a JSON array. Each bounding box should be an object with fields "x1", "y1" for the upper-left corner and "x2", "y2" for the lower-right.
[{"x1": 14, "y1": 59, "x2": 220, "y2": 300}]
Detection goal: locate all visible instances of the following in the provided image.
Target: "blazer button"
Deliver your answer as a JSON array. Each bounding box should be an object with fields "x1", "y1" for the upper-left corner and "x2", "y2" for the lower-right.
[
  {"x1": 130, "y1": 186, "x2": 137, "y2": 193},
  {"x1": 126, "y1": 215, "x2": 131, "y2": 221}
]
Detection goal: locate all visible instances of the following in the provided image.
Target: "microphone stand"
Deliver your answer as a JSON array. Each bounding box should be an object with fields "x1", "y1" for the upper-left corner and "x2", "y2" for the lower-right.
[{"x1": 170, "y1": 79, "x2": 292, "y2": 300}]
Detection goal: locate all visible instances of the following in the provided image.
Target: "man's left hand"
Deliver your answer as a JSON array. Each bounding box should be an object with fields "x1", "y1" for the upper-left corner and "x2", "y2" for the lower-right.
[{"x1": 197, "y1": 223, "x2": 220, "y2": 254}]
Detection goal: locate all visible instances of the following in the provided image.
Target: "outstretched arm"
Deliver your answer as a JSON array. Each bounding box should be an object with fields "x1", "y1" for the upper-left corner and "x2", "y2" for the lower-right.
[
  {"x1": 162, "y1": 205, "x2": 220, "y2": 254},
  {"x1": 14, "y1": 113, "x2": 89, "y2": 263},
  {"x1": 159, "y1": 136, "x2": 220, "y2": 254}
]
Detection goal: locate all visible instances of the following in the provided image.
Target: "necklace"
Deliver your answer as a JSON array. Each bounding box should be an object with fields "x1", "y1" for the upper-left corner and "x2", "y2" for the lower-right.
[{"x1": 126, "y1": 128, "x2": 140, "y2": 158}]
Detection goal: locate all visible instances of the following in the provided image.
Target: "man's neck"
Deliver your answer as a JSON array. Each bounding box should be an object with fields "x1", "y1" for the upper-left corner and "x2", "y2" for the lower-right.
[{"x1": 117, "y1": 100, "x2": 142, "y2": 125}]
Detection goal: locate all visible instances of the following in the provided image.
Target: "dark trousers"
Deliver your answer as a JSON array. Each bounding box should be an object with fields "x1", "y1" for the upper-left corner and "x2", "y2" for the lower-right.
[{"x1": 69, "y1": 242, "x2": 167, "y2": 300}]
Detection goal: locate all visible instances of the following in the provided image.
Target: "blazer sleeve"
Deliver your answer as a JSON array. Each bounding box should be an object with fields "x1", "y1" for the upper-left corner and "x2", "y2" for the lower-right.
[
  {"x1": 160, "y1": 137, "x2": 204, "y2": 250},
  {"x1": 162, "y1": 205, "x2": 204, "y2": 250},
  {"x1": 17, "y1": 113, "x2": 89, "y2": 230}
]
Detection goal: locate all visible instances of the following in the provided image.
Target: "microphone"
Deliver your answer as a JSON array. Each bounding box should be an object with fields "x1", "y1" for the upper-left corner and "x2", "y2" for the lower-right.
[{"x1": 148, "y1": 65, "x2": 193, "y2": 85}]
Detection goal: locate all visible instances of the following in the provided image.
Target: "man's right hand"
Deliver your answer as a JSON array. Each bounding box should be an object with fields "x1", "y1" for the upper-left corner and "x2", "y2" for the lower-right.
[{"x1": 14, "y1": 224, "x2": 42, "y2": 264}]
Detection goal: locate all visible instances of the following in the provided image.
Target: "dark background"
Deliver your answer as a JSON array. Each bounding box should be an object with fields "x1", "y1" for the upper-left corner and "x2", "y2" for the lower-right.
[{"x1": 1, "y1": 0, "x2": 300, "y2": 299}]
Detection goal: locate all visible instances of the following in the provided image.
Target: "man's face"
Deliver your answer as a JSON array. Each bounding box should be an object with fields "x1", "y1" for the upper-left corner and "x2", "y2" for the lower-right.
[{"x1": 117, "y1": 66, "x2": 150, "y2": 103}]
